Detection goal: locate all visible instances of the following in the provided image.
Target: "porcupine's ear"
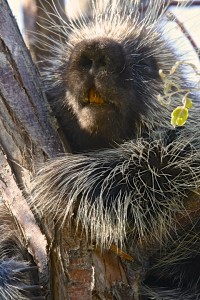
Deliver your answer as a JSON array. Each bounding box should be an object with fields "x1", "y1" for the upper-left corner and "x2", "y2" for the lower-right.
[{"x1": 0, "y1": 202, "x2": 42, "y2": 300}]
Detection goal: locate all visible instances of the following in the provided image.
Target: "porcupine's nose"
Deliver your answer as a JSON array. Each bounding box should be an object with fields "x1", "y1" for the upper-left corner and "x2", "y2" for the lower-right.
[{"x1": 71, "y1": 38, "x2": 125, "y2": 76}]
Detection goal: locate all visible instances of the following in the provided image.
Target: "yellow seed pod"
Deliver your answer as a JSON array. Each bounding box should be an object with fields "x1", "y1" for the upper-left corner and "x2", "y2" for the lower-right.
[{"x1": 171, "y1": 106, "x2": 188, "y2": 127}]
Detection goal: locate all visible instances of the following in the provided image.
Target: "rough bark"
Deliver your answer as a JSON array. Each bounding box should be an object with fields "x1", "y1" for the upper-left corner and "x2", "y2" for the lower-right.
[{"x1": 0, "y1": 0, "x2": 63, "y2": 296}]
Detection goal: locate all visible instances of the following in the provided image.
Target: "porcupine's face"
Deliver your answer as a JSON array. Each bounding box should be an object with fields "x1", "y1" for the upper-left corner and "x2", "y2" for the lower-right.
[
  {"x1": 65, "y1": 35, "x2": 161, "y2": 141},
  {"x1": 44, "y1": 1, "x2": 175, "y2": 148}
]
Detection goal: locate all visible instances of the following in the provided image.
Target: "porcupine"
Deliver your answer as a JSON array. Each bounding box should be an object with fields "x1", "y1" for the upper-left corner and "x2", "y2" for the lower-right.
[{"x1": 1, "y1": 0, "x2": 200, "y2": 299}]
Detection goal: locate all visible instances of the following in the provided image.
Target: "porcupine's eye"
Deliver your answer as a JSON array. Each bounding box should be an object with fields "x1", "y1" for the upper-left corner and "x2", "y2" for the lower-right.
[
  {"x1": 79, "y1": 55, "x2": 93, "y2": 70},
  {"x1": 143, "y1": 62, "x2": 154, "y2": 74},
  {"x1": 139, "y1": 58, "x2": 159, "y2": 78}
]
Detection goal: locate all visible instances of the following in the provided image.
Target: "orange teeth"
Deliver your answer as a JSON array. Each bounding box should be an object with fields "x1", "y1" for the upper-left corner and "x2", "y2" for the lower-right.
[{"x1": 88, "y1": 88, "x2": 105, "y2": 104}]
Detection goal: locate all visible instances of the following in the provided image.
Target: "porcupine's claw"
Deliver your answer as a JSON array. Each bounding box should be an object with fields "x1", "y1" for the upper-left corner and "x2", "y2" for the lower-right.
[
  {"x1": 15, "y1": 266, "x2": 38, "y2": 273},
  {"x1": 18, "y1": 284, "x2": 42, "y2": 291},
  {"x1": 18, "y1": 284, "x2": 42, "y2": 292}
]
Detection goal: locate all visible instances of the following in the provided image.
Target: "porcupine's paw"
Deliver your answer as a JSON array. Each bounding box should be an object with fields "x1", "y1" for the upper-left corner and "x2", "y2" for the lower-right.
[{"x1": 0, "y1": 203, "x2": 44, "y2": 300}]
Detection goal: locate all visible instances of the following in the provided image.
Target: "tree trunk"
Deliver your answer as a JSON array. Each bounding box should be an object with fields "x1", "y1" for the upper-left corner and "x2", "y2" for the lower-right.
[{"x1": 0, "y1": 0, "x2": 65, "y2": 294}]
